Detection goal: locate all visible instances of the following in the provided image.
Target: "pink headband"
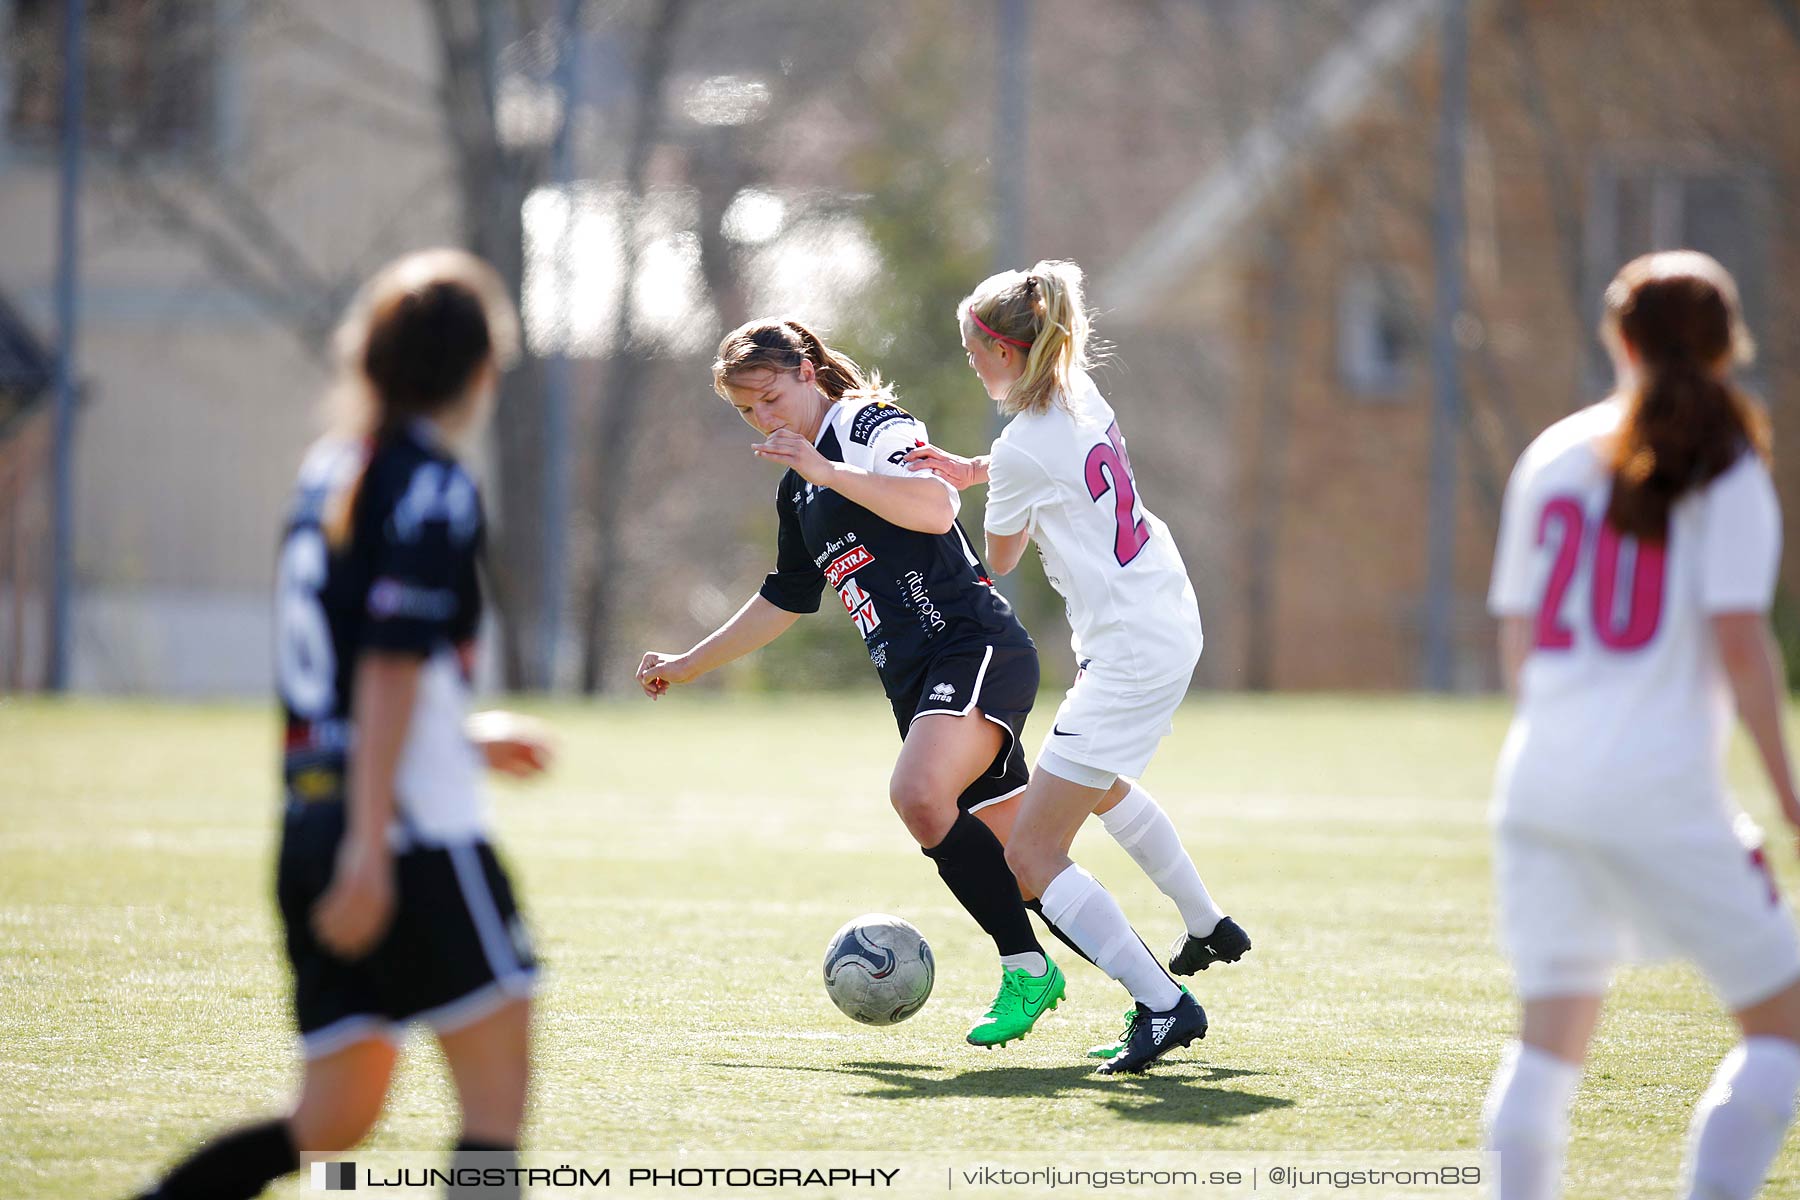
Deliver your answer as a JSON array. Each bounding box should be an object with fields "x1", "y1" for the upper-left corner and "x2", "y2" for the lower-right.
[{"x1": 968, "y1": 307, "x2": 1032, "y2": 349}]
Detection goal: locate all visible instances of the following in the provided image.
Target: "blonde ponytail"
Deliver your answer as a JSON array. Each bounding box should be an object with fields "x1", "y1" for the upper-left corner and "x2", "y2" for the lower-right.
[{"x1": 961, "y1": 259, "x2": 1097, "y2": 416}]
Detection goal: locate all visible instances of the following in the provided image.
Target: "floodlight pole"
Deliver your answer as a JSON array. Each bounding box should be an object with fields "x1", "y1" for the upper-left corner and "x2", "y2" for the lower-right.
[
  {"x1": 989, "y1": 0, "x2": 1029, "y2": 600},
  {"x1": 1423, "y1": 0, "x2": 1467, "y2": 691},
  {"x1": 994, "y1": 0, "x2": 1029, "y2": 273},
  {"x1": 540, "y1": 0, "x2": 582, "y2": 690},
  {"x1": 49, "y1": 0, "x2": 86, "y2": 692}
]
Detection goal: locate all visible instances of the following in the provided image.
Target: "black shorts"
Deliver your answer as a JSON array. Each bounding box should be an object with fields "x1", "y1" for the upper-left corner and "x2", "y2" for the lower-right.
[
  {"x1": 276, "y1": 805, "x2": 538, "y2": 1058},
  {"x1": 890, "y1": 640, "x2": 1038, "y2": 813}
]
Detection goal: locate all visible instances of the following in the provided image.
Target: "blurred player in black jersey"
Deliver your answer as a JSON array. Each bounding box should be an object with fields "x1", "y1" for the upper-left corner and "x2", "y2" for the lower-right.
[
  {"x1": 637, "y1": 319, "x2": 1065, "y2": 1048},
  {"x1": 130, "y1": 250, "x2": 552, "y2": 1200}
]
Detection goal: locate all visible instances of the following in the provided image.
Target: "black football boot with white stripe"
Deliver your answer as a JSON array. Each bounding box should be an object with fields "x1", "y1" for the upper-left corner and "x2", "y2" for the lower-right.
[
  {"x1": 1095, "y1": 990, "x2": 1207, "y2": 1075},
  {"x1": 1167, "y1": 916, "x2": 1251, "y2": 975}
]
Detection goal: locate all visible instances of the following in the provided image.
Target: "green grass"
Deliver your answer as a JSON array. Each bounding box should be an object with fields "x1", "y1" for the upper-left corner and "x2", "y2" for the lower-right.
[{"x1": 2, "y1": 694, "x2": 1798, "y2": 1198}]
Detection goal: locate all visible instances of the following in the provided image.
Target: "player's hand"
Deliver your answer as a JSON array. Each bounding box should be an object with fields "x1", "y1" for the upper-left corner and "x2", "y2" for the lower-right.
[
  {"x1": 312, "y1": 834, "x2": 396, "y2": 959},
  {"x1": 903, "y1": 444, "x2": 988, "y2": 490},
  {"x1": 636, "y1": 650, "x2": 697, "y2": 700},
  {"x1": 753, "y1": 428, "x2": 838, "y2": 488},
  {"x1": 466, "y1": 710, "x2": 556, "y2": 778}
]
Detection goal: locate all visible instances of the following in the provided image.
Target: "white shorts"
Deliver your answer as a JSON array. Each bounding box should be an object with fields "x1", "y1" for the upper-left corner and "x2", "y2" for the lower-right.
[
  {"x1": 1495, "y1": 814, "x2": 1800, "y2": 1010},
  {"x1": 1035, "y1": 660, "x2": 1193, "y2": 785}
]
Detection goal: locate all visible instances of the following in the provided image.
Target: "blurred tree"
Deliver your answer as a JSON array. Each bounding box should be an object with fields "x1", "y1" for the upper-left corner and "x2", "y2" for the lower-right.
[
  {"x1": 837, "y1": 4, "x2": 991, "y2": 445},
  {"x1": 429, "y1": 0, "x2": 563, "y2": 691},
  {"x1": 570, "y1": 0, "x2": 881, "y2": 693},
  {"x1": 750, "y1": 0, "x2": 1069, "y2": 689},
  {"x1": 574, "y1": 0, "x2": 690, "y2": 694}
]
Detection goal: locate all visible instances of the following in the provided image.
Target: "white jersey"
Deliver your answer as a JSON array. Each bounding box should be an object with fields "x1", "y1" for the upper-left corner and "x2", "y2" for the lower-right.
[
  {"x1": 1488, "y1": 398, "x2": 1781, "y2": 836},
  {"x1": 984, "y1": 369, "x2": 1202, "y2": 685}
]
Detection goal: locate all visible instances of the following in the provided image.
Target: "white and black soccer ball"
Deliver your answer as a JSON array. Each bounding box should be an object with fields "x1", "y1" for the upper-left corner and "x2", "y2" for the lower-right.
[{"x1": 822, "y1": 913, "x2": 934, "y2": 1026}]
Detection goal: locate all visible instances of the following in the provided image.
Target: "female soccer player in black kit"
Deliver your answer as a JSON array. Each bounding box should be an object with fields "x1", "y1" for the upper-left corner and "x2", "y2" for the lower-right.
[
  {"x1": 636, "y1": 319, "x2": 1064, "y2": 1047},
  {"x1": 130, "y1": 250, "x2": 552, "y2": 1200}
]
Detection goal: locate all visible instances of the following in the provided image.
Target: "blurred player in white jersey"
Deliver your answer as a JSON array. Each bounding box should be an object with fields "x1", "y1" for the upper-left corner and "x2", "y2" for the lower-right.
[
  {"x1": 1482, "y1": 251, "x2": 1800, "y2": 1200},
  {"x1": 904, "y1": 260, "x2": 1246, "y2": 1073}
]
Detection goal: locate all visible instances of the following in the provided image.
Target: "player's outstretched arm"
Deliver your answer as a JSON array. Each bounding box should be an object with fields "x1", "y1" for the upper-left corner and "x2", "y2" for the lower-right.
[
  {"x1": 903, "y1": 443, "x2": 990, "y2": 491},
  {"x1": 637, "y1": 594, "x2": 801, "y2": 700},
  {"x1": 1715, "y1": 611, "x2": 1800, "y2": 844}
]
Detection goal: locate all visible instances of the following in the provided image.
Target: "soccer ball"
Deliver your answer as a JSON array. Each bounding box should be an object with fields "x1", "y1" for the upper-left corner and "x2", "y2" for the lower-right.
[{"x1": 822, "y1": 913, "x2": 934, "y2": 1026}]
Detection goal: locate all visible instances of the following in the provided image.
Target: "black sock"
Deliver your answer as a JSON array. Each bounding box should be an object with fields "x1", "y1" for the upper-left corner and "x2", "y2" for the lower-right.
[
  {"x1": 449, "y1": 1137, "x2": 519, "y2": 1199},
  {"x1": 144, "y1": 1119, "x2": 297, "y2": 1200},
  {"x1": 1025, "y1": 897, "x2": 1097, "y2": 967},
  {"x1": 921, "y1": 810, "x2": 1042, "y2": 958}
]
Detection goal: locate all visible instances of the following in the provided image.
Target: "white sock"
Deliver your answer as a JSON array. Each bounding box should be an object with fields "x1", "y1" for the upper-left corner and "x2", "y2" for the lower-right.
[
  {"x1": 1040, "y1": 863, "x2": 1183, "y2": 1010},
  {"x1": 1098, "y1": 782, "x2": 1226, "y2": 937},
  {"x1": 1684, "y1": 1037, "x2": 1800, "y2": 1200},
  {"x1": 999, "y1": 952, "x2": 1046, "y2": 975},
  {"x1": 1483, "y1": 1041, "x2": 1581, "y2": 1200}
]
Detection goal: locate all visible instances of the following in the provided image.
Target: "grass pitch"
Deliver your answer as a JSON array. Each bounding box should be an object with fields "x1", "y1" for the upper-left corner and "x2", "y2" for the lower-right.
[{"x1": 2, "y1": 694, "x2": 1798, "y2": 1198}]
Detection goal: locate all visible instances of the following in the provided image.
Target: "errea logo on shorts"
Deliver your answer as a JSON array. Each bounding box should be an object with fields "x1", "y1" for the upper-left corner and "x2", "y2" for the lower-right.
[{"x1": 929, "y1": 683, "x2": 956, "y2": 703}]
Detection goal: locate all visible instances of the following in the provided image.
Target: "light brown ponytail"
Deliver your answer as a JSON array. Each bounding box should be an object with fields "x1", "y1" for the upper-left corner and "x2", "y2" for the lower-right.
[
  {"x1": 712, "y1": 318, "x2": 891, "y2": 404},
  {"x1": 321, "y1": 249, "x2": 518, "y2": 547}
]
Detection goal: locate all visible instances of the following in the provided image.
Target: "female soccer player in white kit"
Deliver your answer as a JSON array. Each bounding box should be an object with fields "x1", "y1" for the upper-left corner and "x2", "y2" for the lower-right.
[
  {"x1": 905, "y1": 260, "x2": 1248, "y2": 1073},
  {"x1": 1483, "y1": 251, "x2": 1800, "y2": 1200}
]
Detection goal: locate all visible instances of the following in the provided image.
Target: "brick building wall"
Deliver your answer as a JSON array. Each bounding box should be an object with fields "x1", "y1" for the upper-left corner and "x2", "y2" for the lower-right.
[{"x1": 1196, "y1": 0, "x2": 1800, "y2": 688}]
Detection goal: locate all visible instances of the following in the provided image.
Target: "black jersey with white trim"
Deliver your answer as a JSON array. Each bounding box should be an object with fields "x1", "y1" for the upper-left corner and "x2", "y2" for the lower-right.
[
  {"x1": 276, "y1": 423, "x2": 484, "y2": 829},
  {"x1": 758, "y1": 398, "x2": 1033, "y2": 698}
]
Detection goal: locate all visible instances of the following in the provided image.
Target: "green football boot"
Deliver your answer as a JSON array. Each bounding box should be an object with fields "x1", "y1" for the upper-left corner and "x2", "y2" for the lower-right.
[
  {"x1": 1087, "y1": 985, "x2": 1191, "y2": 1059},
  {"x1": 966, "y1": 957, "x2": 1065, "y2": 1047}
]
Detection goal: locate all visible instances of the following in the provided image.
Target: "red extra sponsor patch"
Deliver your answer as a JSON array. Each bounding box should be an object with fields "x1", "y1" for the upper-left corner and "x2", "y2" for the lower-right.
[{"x1": 824, "y1": 545, "x2": 874, "y2": 589}]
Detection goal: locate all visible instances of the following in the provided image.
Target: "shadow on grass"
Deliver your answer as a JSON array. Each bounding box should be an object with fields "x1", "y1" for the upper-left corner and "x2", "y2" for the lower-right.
[{"x1": 706, "y1": 1059, "x2": 1291, "y2": 1127}]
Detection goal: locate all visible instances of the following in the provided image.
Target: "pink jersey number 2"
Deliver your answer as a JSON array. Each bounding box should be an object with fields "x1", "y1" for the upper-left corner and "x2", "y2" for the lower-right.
[
  {"x1": 1085, "y1": 422, "x2": 1152, "y2": 567},
  {"x1": 1533, "y1": 495, "x2": 1666, "y2": 651}
]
